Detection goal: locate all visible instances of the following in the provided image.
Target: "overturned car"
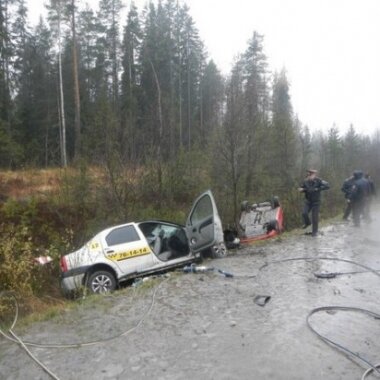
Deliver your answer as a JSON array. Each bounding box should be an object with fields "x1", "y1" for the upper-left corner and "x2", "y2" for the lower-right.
[
  {"x1": 60, "y1": 190, "x2": 227, "y2": 294},
  {"x1": 225, "y1": 197, "x2": 284, "y2": 247}
]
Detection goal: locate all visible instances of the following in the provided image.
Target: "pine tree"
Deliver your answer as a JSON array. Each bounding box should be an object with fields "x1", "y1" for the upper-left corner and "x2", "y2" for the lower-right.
[
  {"x1": 67, "y1": 0, "x2": 81, "y2": 161},
  {"x1": 178, "y1": 4, "x2": 204, "y2": 150},
  {"x1": 97, "y1": 0, "x2": 123, "y2": 108},
  {"x1": 15, "y1": 18, "x2": 58, "y2": 165},
  {"x1": 46, "y1": 0, "x2": 69, "y2": 167},
  {"x1": 270, "y1": 68, "x2": 297, "y2": 190},
  {"x1": 299, "y1": 124, "x2": 312, "y2": 175},
  {"x1": 0, "y1": 0, "x2": 31, "y2": 166},
  {"x1": 78, "y1": 5, "x2": 99, "y2": 102},
  {"x1": 214, "y1": 58, "x2": 246, "y2": 219},
  {"x1": 11, "y1": 0, "x2": 30, "y2": 87},
  {"x1": 326, "y1": 125, "x2": 342, "y2": 175},
  {"x1": 241, "y1": 32, "x2": 268, "y2": 196},
  {"x1": 120, "y1": 1, "x2": 141, "y2": 161},
  {"x1": 342, "y1": 124, "x2": 360, "y2": 172},
  {"x1": 199, "y1": 59, "x2": 224, "y2": 146},
  {"x1": 0, "y1": 0, "x2": 13, "y2": 134}
]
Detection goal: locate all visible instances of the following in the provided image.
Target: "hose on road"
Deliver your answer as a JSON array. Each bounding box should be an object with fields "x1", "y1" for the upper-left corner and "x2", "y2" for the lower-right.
[
  {"x1": 259, "y1": 256, "x2": 380, "y2": 379},
  {"x1": 0, "y1": 278, "x2": 168, "y2": 380}
]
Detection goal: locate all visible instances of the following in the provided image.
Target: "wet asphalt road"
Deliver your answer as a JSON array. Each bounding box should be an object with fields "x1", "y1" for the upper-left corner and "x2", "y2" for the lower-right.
[{"x1": 1, "y1": 210, "x2": 380, "y2": 380}]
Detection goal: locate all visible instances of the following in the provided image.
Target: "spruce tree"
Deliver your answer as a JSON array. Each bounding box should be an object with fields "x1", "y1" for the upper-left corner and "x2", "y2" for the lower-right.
[
  {"x1": 241, "y1": 32, "x2": 268, "y2": 196},
  {"x1": 46, "y1": 0, "x2": 69, "y2": 167},
  {"x1": 270, "y1": 68, "x2": 297, "y2": 190},
  {"x1": 120, "y1": 2, "x2": 141, "y2": 161}
]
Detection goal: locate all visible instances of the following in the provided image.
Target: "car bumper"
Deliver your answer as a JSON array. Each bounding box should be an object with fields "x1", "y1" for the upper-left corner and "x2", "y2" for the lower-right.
[
  {"x1": 60, "y1": 265, "x2": 91, "y2": 294},
  {"x1": 61, "y1": 272, "x2": 86, "y2": 294}
]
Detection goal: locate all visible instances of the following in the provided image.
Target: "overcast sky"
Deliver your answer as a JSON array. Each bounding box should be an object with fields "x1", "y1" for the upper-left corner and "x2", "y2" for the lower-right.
[{"x1": 27, "y1": 0, "x2": 380, "y2": 136}]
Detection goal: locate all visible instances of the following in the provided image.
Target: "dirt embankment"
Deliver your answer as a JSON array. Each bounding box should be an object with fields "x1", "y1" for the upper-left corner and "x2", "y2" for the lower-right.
[{"x1": 1, "y1": 210, "x2": 380, "y2": 380}]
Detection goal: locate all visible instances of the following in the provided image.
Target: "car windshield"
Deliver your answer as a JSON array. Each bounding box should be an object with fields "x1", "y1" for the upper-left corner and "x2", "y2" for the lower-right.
[{"x1": 139, "y1": 222, "x2": 179, "y2": 239}]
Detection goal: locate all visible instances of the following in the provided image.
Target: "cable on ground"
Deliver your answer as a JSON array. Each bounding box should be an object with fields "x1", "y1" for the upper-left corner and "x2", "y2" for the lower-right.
[
  {"x1": 0, "y1": 277, "x2": 168, "y2": 379},
  {"x1": 259, "y1": 256, "x2": 380, "y2": 378}
]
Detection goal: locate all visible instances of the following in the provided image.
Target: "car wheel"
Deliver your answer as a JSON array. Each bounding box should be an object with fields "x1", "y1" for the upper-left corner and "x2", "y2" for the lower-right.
[
  {"x1": 241, "y1": 200, "x2": 249, "y2": 212},
  {"x1": 87, "y1": 270, "x2": 116, "y2": 294},
  {"x1": 210, "y1": 242, "x2": 228, "y2": 259},
  {"x1": 272, "y1": 196, "x2": 280, "y2": 208}
]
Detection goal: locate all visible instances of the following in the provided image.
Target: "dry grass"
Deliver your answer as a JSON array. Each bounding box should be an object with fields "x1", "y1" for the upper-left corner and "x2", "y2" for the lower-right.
[
  {"x1": 0, "y1": 166, "x2": 144, "y2": 201},
  {"x1": 0, "y1": 168, "x2": 65, "y2": 200}
]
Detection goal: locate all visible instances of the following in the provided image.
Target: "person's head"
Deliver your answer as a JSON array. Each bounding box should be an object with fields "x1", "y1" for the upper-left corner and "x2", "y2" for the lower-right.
[
  {"x1": 365, "y1": 172, "x2": 370, "y2": 179},
  {"x1": 353, "y1": 170, "x2": 363, "y2": 179},
  {"x1": 307, "y1": 169, "x2": 318, "y2": 179}
]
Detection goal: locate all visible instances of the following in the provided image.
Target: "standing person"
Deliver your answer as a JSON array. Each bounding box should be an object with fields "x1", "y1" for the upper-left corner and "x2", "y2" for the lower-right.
[
  {"x1": 298, "y1": 169, "x2": 330, "y2": 237},
  {"x1": 349, "y1": 170, "x2": 370, "y2": 227},
  {"x1": 364, "y1": 173, "x2": 376, "y2": 221},
  {"x1": 341, "y1": 174, "x2": 355, "y2": 220}
]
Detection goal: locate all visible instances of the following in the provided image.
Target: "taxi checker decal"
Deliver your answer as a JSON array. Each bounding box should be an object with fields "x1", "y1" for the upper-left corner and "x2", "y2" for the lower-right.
[
  {"x1": 107, "y1": 246, "x2": 151, "y2": 261},
  {"x1": 88, "y1": 241, "x2": 100, "y2": 251}
]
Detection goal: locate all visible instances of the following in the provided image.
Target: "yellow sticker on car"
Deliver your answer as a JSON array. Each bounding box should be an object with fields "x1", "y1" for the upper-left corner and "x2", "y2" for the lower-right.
[
  {"x1": 89, "y1": 241, "x2": 100, "y2": 250},
  {"x1": 107, "y1": 246, "x2": 151, "y2": 261}
]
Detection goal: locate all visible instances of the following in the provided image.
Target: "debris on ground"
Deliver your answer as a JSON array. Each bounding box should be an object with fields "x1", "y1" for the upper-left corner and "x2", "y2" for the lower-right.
[{"x1": 253, "y1": 295, "x2": 271, "y2": 307}]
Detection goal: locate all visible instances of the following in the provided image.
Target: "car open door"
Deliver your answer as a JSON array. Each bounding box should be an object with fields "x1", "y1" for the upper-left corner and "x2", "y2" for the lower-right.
[{"x1": 185, "y1": 190, "x2": 226, "y2": 257}]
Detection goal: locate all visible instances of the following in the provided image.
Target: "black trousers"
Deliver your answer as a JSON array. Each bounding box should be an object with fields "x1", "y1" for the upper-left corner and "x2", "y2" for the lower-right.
[
  {"x1": 302, "y1": 202, "x2": 320, "y2": 235},
  {"x1": 343, "y1": 200, "x2": 352, "y2": 220},
  {"x1": 352, "y1": 199, "x2": 365, "y2": 226},
  {"x1": 363, "y1": 197, "x2": 372, "y2": 221}
]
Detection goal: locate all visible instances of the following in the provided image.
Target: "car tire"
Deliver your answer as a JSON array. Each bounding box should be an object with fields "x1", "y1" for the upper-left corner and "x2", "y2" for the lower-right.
[
  {"x1": 241, "y1": 201, "x2": 249, "y2": 212},
  {"x1": 272, "y1": 196, "x2": 280, "y2": 208},
  {"x1": 87, "y1": 270, "x2": 116, "y2": 294},
  {"x1": 210, "y1": 242, "x2": 228, "y2": 259}
]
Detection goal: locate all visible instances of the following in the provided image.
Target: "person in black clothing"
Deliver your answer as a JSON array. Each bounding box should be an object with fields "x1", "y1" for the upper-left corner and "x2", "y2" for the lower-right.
[
  {"x1": 341, "y1": 174, "x2": 355, "y2": 220},
  {"x1": 349, "y1": 170, "x2": 370, "y2": 226},
  {"x1": 364, "y1": 172, "x2": 376, "y2": 221},
  {"x1": 365, "y1": 173, "x2": 376, "y2": 196},
  {"x1": 298, "y1": 169, "x2": 330, "y2": 236}
]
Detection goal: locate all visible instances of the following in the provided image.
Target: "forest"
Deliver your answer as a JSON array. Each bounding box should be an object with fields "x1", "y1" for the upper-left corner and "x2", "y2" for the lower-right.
[{"x1": 0, "y1": 0, "x2": 379, "y2": 301}]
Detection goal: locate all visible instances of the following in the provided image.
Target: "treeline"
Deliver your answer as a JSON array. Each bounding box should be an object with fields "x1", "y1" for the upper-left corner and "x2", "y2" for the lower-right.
[
  {"x1": 0, "y1": 0, "x2": 379, "y2": 223},
  {"x1": 0, "y1": 0, "x2": 219, "y2": 167}
]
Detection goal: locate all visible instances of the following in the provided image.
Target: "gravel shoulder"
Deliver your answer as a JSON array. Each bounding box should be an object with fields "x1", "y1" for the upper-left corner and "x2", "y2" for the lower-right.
[{"x1": 1, "y1": 211, "x2": 380, "y2": 380}]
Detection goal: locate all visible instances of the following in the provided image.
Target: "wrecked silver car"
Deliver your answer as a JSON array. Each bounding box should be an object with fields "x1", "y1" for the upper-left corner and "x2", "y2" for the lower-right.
[
  {"x1": 225, "y1": 197, "x2": 284, "y2": 246},
  {"x1": 60, "y1": 190, "x2": 227, "y2": 294}
]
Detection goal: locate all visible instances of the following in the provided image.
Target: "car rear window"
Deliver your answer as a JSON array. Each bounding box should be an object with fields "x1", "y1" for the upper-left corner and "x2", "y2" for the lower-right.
[{"x1": 106, "y1": 225, "x2": 141, "y2": 246}]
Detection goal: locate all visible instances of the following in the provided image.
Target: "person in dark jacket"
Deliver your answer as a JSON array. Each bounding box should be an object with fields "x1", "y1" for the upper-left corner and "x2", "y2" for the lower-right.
[
  {"x1": 365, "y1": 173, "x2": 376, "y2": 197},
  {"x1": 298, "y1": 169, "x2": 330, "y2": 236},
  {"x1": 363, "y1": 172, "x2": 376, "y2": 221},
  {"x1": 349, "y1": 170, "x2": 370, "y2": 226},
  {"x1": 341, "y1": 174, "x2": 355, "y2": 220}
]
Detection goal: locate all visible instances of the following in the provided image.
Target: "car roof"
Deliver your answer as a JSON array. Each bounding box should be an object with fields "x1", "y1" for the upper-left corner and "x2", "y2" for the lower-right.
[{"x1": 137, "y1": 220, "x2": 185, "y2": 227}]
